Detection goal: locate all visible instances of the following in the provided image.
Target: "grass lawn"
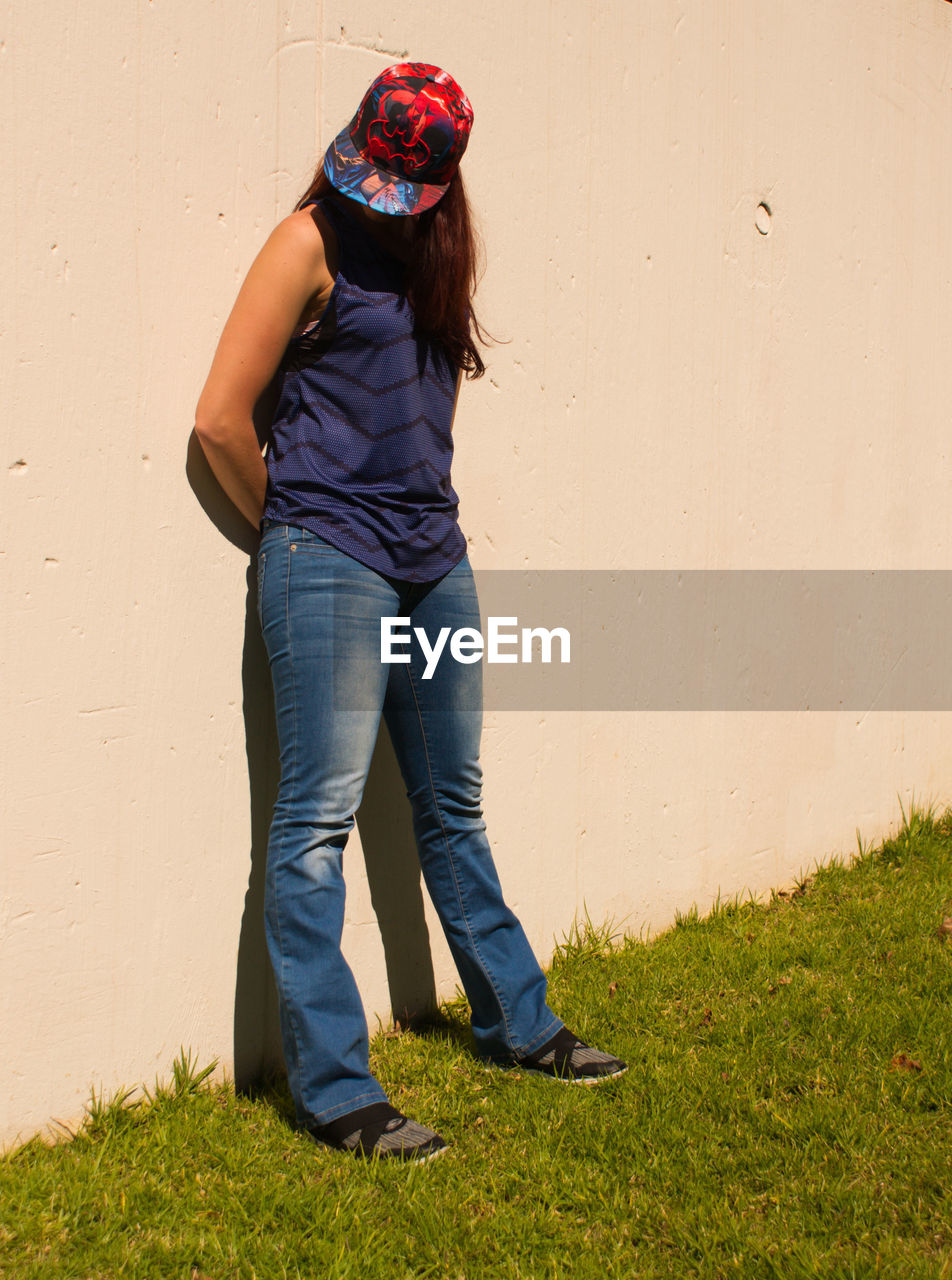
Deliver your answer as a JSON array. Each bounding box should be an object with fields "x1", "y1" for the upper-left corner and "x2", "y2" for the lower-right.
[{"x1": 2, "y1": 803, "x2": 952, "y2": 1279}]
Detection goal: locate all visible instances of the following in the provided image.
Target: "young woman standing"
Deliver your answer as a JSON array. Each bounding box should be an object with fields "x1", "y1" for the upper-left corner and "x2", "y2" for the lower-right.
[{"x1": 195, "y1": 63, "x2": 626, "y2": 1162}]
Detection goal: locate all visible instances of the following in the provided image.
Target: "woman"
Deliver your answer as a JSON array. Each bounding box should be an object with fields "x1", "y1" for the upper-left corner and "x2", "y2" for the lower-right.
[{"x1": 195, "y1": 63, "x2": 626, "y2": 1162}]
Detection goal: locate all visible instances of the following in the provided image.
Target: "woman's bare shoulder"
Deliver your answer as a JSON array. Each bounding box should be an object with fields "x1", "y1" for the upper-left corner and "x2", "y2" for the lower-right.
[
  {"x1": 267, "y1": 204, "x2": 339, "y2": 278},
  {"x1": 267, "y1": 206, "x2": 326, "y2": 254}
]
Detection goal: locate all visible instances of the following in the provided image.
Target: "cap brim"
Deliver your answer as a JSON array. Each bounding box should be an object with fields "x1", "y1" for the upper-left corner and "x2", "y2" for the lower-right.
[{"x1": 323, "y1": 125, "x2": 449, "y2": 216}]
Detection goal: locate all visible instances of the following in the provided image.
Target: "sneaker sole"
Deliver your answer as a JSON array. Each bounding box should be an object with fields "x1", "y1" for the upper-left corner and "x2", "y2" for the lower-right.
[
  {"x1": 408, "y1": 1142, "x2": 449, "y2": 1164},
  {"x1": 362, "y1": 1140, "x2": 448, "y2": 1164},
  {"x1": 307, "y1": 1133, "x2": 450, "y2": 1162},
  {"x1": 521, "y1": 1063, "x2": 629, "y2": 1085}
]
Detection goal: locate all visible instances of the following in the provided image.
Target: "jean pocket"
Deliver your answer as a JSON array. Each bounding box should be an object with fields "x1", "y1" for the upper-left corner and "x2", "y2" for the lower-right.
[{"x1": 288, "y1": 525, "x2": 338, "y2": 554}]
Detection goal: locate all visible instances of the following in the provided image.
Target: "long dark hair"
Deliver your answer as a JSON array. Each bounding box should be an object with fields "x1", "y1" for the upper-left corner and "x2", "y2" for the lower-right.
[{"x1": 295, "y1": 168, "x2": 489, "y2": 379}]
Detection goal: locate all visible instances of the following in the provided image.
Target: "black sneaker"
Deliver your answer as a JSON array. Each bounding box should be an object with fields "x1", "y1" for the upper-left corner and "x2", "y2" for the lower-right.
[
  {"x1": 305, "y1": 1101, "x2": 448, "y2": 1162},
  {"x1": 516, "y1": 1026, "x2": 628, "y2": 1084}
]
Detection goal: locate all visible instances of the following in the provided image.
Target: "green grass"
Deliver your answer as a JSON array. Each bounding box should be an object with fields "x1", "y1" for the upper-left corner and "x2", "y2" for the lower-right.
[{"x1": 3, "y1": 802, "x2": 952, "y2": 1279}]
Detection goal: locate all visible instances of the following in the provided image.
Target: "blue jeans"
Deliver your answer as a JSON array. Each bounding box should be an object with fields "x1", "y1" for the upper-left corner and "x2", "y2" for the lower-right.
[{"x1": 256, "y1": 520, "x2": 563, "y2": 1125}]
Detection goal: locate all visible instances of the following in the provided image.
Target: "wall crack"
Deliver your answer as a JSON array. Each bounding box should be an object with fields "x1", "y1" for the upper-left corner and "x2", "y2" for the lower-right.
[{"x1": 329, "y1": 28, "x2": 409, "y2": 59}]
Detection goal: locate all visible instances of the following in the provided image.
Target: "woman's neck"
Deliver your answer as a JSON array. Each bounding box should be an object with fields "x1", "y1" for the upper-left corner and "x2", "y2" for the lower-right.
[{"x1": 333, "y1": 194, "x2": 416, "y2": 262}]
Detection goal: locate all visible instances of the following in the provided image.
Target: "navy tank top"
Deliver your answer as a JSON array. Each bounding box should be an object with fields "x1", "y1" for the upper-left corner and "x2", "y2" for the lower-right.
[{"x1": 260, "y1": 196, "x2": 467, "y2": 582}]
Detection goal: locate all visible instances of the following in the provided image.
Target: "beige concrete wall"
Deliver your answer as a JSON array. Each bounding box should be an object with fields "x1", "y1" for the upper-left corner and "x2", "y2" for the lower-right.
[{"x1": 3, "y1": 0, "x2": 951, "y2": 1146}]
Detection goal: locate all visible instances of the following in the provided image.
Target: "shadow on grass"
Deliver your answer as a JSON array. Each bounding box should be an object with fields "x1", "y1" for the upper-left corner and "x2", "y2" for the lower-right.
[
  {"x1": 394, "y1": 1002, "x2": 475, "y2": 1051},
  {"x1": 236, "y1": 1067, "x2": 297, "y2": 1129}
]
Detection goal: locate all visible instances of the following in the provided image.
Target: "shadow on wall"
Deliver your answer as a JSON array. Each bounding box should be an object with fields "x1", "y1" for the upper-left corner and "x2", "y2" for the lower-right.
[{"x1": 185, "y1": 431, "x2": 439, "y2": 1095}]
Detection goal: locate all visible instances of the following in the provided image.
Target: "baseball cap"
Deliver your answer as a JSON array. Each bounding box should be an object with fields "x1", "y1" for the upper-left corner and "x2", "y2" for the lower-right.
[{"x1": 323, "y1": 62, "x2": 474, "y2": 216}]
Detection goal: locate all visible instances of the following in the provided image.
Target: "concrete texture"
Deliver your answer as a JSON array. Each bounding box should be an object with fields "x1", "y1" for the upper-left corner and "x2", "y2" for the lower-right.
[{"x1": 3, "y1": 0, "x2": 952, "y2": 1146}]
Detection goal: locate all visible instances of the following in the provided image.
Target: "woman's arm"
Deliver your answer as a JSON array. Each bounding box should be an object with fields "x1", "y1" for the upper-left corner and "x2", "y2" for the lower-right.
[{"x1": 194, "y1": 207, "x2": 335, "y2": 529}]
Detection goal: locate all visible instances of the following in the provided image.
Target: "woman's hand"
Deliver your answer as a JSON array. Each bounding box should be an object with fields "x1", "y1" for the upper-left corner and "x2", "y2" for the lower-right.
[{"x1": 194, "y1": 208, "x2": 336, "y2": 530}]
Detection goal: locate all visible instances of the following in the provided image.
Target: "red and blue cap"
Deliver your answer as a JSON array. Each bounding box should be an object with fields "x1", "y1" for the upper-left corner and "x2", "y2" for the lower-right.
[{"x1": 323, "y1": 63, "x2": 474, "y2": 216}]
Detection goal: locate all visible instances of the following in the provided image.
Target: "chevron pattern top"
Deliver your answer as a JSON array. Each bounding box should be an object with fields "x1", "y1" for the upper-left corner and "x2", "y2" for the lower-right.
[{"x1": 260, "y1": 196, "x2": 467, "y2": 582}]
